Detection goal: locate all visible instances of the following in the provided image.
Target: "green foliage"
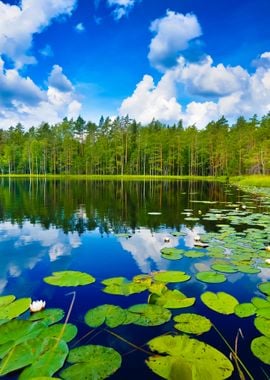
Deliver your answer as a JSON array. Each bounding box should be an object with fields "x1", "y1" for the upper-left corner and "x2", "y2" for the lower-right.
[
  {"x1": 152, "y1": 270, "x2": 191, "y2": 283},
  {"x1": 173, "y1": 313, "x2": 212, "y2": 335},
  {"x1": 234, "y1": 303, "x2": 256, "y2": 318},
  {"x1": 0, "y1": 297, "x2": 31, "y2": 320},
  {"x1": 84, "y1": 305, "x2": 127, "y2": 328},
  {"x1": 201, "y1": 291, "x2": 239, "y2": 315},
  {"x1": 146, "y1": 334, "x2": 234, "y2": 379},
  {"x1": 43, "y1": 271, "x2": 95, "y2": 287},
  {"x1": 196, "y1": 271, "x2": 227, "y2": 283},
  {"x1": 149, "y1": 289, "x2": 195, "y2": 309},
  {"x1": 251, "y1": 336, "x2": 270, "y2": 364},
  {"x1": 127, "y1": 304, "x2": 171, "y2": 326},
  {"x1": 29, "y1": 309, "x2": 65, "y2": 325}
]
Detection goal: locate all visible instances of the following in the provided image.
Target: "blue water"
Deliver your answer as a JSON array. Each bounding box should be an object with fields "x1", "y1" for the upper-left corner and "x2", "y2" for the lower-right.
[{"x1": 0, "y1": 179, "x2": 269, "y2": 379}]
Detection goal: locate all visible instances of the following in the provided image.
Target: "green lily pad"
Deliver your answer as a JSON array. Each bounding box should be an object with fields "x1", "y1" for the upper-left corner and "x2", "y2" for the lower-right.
[
  {"x1": 234, "y1": 303, "x2": 256, "y2": 318},
  {"x1": 44, "y1": 271, "x2": 95, "y2": 287},
  {"x1": 102, "y1": 277, "x2": 148, "y2": 296},
  {"x1": 146, "y1": 335, "x2": 233, "y2": 379},
  {"x1": 149, "y1": 289, "x2": 195, "y2": 309},
  {"x1": 251, "y1": 336, "x2": 270, "y2": 364},
  {"x1": 39, "y1": 323, "x2": 78, "y2": 343},
  {"x1": 29, "y1": 309, "x2": 65, "y2": 325},
  {"x1": 184, "y1": 250, "x2": 205, "y2": 258},
  {"x1": 254, "y1": 317, "x2": 270, "y2": 337},
  {"x1": 210, "y1": 264, "x2": 238, "y2": 273},
  {"x1": 0, "y1": 298, "x2": 31, "y2": 320},
  {"x1": 0, "y1": 295, "x2": 15, "y2": 307},
  {"x1": 196, "y1": 271, "x2": 226, "y2": 284},
  {"x1": 201, "y1": 291, "x2": 239, "y2": 315},
  {"x1": 85, "y1": 304, "x2": 127, "y2": 328},
  {"x1": 128, "y1": 304, "x2": 171, "y2": 326},
  {"x1": 0, "y1": 337, "x2": 68, "y2": 377},
  {"x1": 160, "y1": 247, "x2": 183, "y2": 260},
  {"x1": 258, "y1": 282, "x2": 270, "y2": 296},
  {"x1": 256, "y1": 308, "x2": 270, "y2": 319},
  {"x1": 152, "y1": 271, "x2": 191, "y2": 283},
  {"x1": 236, "y1": 266, "x2": 261, "y2": 274},
  {"x1": 174, "y1": 313, "x2": 211, "y2": 335},
  {"x1": 148, "y1": 282, "x2": 167, "y2": 296},
  {"x1": 60, "y1": 345, "x2": 121, "y2": 380},
  {"x1": 252, "y1": 297, "x2": 270, "y2": 309},
  {"x1": 0, "y1": 320, "x2": 46, "y2": 359}
]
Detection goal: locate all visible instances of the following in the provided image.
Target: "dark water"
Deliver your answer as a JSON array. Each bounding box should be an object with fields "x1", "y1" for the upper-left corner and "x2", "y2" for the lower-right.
[{"x1": 0, "y1": 179, "x2": 269, "y2": 379}]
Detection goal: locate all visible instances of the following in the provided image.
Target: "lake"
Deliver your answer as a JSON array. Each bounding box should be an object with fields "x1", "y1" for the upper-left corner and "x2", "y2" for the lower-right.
[{"x1": 0, "y1": 178, "x2": 270, "y2": 379}]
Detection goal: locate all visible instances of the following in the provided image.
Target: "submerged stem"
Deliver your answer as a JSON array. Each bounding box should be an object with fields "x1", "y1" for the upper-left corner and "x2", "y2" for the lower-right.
[{"x1": 103, "y1": 328, "x2": 152, "y2": 355}]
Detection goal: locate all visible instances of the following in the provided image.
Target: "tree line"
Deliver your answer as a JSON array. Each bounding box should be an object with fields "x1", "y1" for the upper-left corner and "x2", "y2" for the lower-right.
[{"x1": 1, "y1": 113, "x2": 270, "y2": 176}]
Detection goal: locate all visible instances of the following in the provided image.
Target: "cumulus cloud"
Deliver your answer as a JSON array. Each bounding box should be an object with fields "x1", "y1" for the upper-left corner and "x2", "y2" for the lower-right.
[
  {"x1": 120, "y1": 51, "x2": 270, "y2": 129},
  {"x1": 0, "y1": 0, "x2": 77, "y2": 67},
  {"x1": 107, "y1": 0, "x2": 136, "y2": 20},
  {"x1": 39, "y1": 44, "x2": 54, "y2": 57},
  {"x1": 119, "y1": 73, "x2": 182, "y2": 124},
  {"x1": 148, "y1": 11, "x2": 202, "y2": 71},
  {"x1": 0, "y1": 63, "x2": 81, "y2": 129},
  {"x1": 75, "y1": 22, "x2": 85, "y2": 32}
]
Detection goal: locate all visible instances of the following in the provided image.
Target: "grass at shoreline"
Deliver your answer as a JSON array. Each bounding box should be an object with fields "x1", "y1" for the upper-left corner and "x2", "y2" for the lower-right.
[{"x1": 2, "y1": 174, "x2": 270, "y2": 187}]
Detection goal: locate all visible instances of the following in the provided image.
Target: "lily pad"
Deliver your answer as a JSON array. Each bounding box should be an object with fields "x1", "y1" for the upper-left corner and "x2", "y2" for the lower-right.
[
  {"x1": 0, "y1": 337, "x2": 68, "y2": 377},
  {"x1": 254, "y1": 317, "x2": 270, "y2": 337},
  {"x1": 128, "y1": 304, "x2": 171, "y2": 326},
  {"x1": 29, "y1": 308, "x2": 65, "y2": 325},
  {"x1": 149, "y1": 289, "x2": 195, "y2": 309},
  {"x1": 210, "y1": 264, "x2": 238, "y2": 273},
  {"x1": 85, "y1": 304, "x2": 126, "y2": 328},
  {"x1": 0, "y1": 298, "x2": 31, "y2": 320},
  {"x1": 258, "y1": 282, "x2": 270, "y2": 296},
  {"x1": 251, "y1": 336, "x2": 270, "y2": 364},
  {"x1": 102, "y1": 277, "x2": 148, "y2": 296},
  {"x1": 237, "y1": 266, "x2": 261, "y2": 274},
  {"x1": 196, "y1": 271, "x2": 226, "y2": 284},
  {"x1": 160, "y1": 247, "x2": 183, "y2": 260},
  {"x1": 234, "y1": 303, "x2": 256, "y2": 318},
  {"x1": 44, "y1": 271, "x2": 95, "y2": 287},
  {"x1": 146, "y1": 335, "x2": 233, "y2": 379},
  {"x1": 252, "y1": 297, "x2": 270, "y2": 309},
  {"x1": 152, "y1": 271, "x2": 190, "y2": 283},
  {"x1": 60, "y1": 345, "x2": 121, "y2": 380},
  {"x1": 0, "y1": 295, "x2": 15, "y2": 307},
  {"x1": 39, "y1": 323, "x2": 78, "y2": 343},
  {"x1": 201, "y1": 291, "x2": 239, "y2": 315},
  {"x1": 174, "y1": 313, "x2": 211, "y2": 335},
  {"x1": 184, "y1": 250, "x2": 205, "y2": 258}
]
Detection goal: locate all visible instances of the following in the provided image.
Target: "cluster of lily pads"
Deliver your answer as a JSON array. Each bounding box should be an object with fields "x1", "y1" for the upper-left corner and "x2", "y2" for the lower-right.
[{"x1": 0, "y1": 262, "x2": 270, "y2": 379}]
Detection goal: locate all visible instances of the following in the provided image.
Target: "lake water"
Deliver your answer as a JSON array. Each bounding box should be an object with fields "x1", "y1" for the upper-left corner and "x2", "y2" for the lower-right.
[{"x1": 0, "y1": 179, "x2": 270, "y2": 379}]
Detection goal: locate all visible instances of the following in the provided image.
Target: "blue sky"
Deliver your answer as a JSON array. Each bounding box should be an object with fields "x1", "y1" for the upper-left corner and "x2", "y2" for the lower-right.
[{"x1": 0, "y1": 0, "x2": 270, "y2": 129}]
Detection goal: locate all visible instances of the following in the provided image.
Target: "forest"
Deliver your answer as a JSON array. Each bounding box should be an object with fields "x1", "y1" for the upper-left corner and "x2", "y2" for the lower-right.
[{"x1": 0, "y1": 113, "x2": 270, "y2": 176}]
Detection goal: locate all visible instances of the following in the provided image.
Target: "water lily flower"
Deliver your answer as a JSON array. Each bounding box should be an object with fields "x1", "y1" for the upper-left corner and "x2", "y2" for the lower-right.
[
  {"x1": 30, "y1": 300, "x2": 46, "y2": 313},
  {"x1": 265, "y1": 259, "x2": 270, "y2": 265},
  {"x1": 265, "y1": 246, "x2": 270, "y2": 252}
]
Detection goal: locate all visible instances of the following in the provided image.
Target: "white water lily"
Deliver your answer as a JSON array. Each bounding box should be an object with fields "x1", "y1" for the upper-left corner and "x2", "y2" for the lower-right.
[
  {"x1": 30, "y1": 300, "x2": 46, "y2": 313},
  {"x1": 265, "y1": 259, "x2": 270, "y2": 265}
]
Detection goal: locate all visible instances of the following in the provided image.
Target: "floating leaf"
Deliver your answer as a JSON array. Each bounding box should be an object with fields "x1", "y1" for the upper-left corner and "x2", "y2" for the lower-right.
[
  {"x1": 252, "y1": 297, "x2": 270, "y2": 309},
  {"x1": 0, "y1": 295, "x2": 15, "y2": 307},
  {"x1": 0, "y1": 298, "x2": 31, "y2": 320},
  {"x1": 44, "y1": 271, "x2": 95, "y2": 287},
  {"x1": 102, "y1": 277, "x2": 148, "y2": 296},
  {"x1": 128, "y1": 304, "x2": 171, "y2": 326},
  {"x1": 251, "y1": 336, "x2": 270, "y2": 364},
  {"x1": 39, "y1": 323, "x2": 78, "y2": 343},
  {"x1": 210, "y1": 264, "x2": 238, "y2": 273},
  {"x1": 236, "y1": 266, "x2": 261, "y2": 274},
  {"x1": 201, "y1": 291, "x2": 239, "y2": 315},
  {"x1": 60, "y1": 345, "x2": 121, "y2": 380},
  {"x1": 254, "y1": 317, "x2": 270, "y2": 337},
  {"x1": 148, "y1": 282, "x2": 167, "y2": 296},
  {"x1": 29, "y1": 309, "x2": 65, "y2": 325},
  {"x1": 0, "y1": 337, "x2": 68, "y2": 377},
  {"x1": 152, "y1": 271, "x2": 190, "y2": 283},
  {"x1": 184, "y1": 250, "x2": 205, "y2": 258},
  {"x1": 146, "y1": 335, "x2": 233, "y2": 379},
  {"x1": 149, "y1": 289, "x2": 195, "y2": 309},
  {"x1": 258, "y1": 282, "x2": 270, "y2": 296},
  {"x1": 234, "y1": 303, "x2": 256, "y2": 318},
  {"x1": 174, "y1": 313, "x2": 211, "y2": 335},
  {"x1": 160, "y1": 247, "x2": 183, "y2": 260},
  {"x1": 85, "y1": 304, "x2": 126, "y2": 328},
  {"x1": 256, "y1": 308, "x2": 270, "y2": 319},
  {"x1": 196, "y1": 271, "x2": 226, "y2": 284}
]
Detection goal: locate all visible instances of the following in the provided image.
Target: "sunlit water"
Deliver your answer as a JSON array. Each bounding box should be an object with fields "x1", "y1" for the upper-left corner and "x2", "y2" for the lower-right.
[{"x1": 0, "y1": 179, "x2": 269, "y2": 379}]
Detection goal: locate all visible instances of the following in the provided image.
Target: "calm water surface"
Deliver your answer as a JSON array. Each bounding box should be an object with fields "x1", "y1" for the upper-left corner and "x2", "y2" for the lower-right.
[{"x1": 0, "y1": 179, "x2": 269, "y2": 379}]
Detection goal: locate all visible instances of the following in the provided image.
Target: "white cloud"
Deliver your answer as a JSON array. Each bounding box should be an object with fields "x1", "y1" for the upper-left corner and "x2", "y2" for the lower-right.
[
  {"x1": 107, "y1": 0, "x2": 136, "y2": 20},
  {"x1": 39, "y1": 44, "x2": 54, "y2": 57},
  {"x1": 119, "y1": 74, "x2": 182, "y2": 124},
  {"x1": 148, "y1": 11, "x2": 202, "y2": 71},
  {"x1": 75, "y1": 22, "x2": 85, "y2": 32},
  {"x1": 120, "y1": 51, "x2": 270, "y2": 129},
  {"x1": 0, "y1": 0, "x2": 77, "y2": 67},
  {"x1": 0, "y1": 63, "x2": 81, "y2": 129}
]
